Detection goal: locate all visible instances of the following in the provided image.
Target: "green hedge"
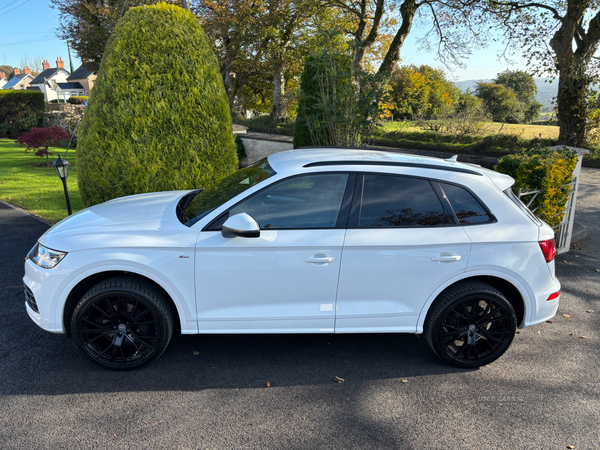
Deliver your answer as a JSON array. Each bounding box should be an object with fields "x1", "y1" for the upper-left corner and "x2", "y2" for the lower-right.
[
  {"x1": 77, "y1": 3, "x2": 237, "y2": 206},
  {"x1": 495, "y1": 147, "x2": 577, "y2": 227},
  {"x1": 0, "y1": 91, "x2": 44, "y2": 138},
  {"x1": 67, "y1": 96, "x2": 88, "y2": 105}
]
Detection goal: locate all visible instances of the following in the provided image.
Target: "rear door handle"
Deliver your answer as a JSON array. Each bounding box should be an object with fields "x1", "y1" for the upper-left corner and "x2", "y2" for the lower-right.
[
  {"x1": 432, "y1": 254, "x2": 461, "y2": 262},
  {"x1": 305, "y1": 254, "x2": 334, "y2": 264}
]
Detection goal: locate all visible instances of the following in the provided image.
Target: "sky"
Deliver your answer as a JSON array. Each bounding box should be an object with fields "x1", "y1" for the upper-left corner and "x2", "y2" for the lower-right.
[
  {"x1": 0, "y1": 0, "x2": 528, "y2": 81},
  {"x1": 0, "y1": 0, "x2": 82, "y2": 70}
]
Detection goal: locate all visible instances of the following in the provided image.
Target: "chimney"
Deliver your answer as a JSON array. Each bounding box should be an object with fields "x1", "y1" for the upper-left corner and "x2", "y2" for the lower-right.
[
  {"x1": 56, "y1": 57, "x2": 64, "y2": 69},
  {"x1": 24, "y1": 67, "x2": 31, "y2": 75},
  {"x1": 42, "y1": 60, "x2": 50, "y2": 70},
  {"x1": 0, "y1": 72, "x2": 6, "y2": 79},
  {"x1": 13, "y1": 68, "x2": 21, "y2": 76}
]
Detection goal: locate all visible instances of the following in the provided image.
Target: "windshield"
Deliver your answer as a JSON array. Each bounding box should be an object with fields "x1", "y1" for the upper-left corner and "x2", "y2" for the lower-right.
[{"x1": 178, "y1": 163, "x2": 275, "y2": 226}]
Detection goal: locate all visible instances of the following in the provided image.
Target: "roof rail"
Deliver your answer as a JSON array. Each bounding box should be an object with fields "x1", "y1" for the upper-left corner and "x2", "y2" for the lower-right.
[{"x1": 302, "y1": 160, "x2": 483, "y2": 176}]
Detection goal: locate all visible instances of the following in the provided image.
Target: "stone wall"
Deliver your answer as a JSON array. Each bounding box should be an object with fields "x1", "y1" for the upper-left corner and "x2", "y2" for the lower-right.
[
  {"x1": 239, "y1": 137, "x2": 293, "y2": 166},
  {"x1": 43, "y1": 105, "x2": 85, "y2": 142}
]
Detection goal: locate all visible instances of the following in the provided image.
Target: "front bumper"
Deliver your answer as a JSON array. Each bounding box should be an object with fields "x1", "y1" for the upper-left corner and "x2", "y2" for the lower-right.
[{"x1": 23, "y1": 258, "x2": 72, "y2": 333}]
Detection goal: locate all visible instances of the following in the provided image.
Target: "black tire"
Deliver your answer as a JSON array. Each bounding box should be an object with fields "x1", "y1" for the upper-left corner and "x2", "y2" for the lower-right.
[
  {"x1": 424, "y1": 280, "x2": 517, "y2": 368},
  {"x1": 71, "y1": 276, "x2": 175, "y2": 370}
]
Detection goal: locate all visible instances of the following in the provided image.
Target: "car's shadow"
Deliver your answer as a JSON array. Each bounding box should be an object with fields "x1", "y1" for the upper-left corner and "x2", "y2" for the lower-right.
[{"x1": 4, "y1": 319, "x2": 469, "y2": 396}]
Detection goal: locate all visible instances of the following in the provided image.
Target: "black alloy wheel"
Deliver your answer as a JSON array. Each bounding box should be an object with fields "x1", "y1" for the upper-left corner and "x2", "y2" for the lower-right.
[
  {"x1": 425, "y1": 280, "x2": 517, "y2": 368},
  {"x1": 71, "y1": 277, "x2": 174, "y2": 370}
]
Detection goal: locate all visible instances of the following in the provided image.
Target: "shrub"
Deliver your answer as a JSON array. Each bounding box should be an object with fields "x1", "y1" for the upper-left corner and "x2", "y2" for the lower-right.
[
  {"x1": 16, "y1": 126, "x2": 70, "y2": 164},
  {"x1": 235, "y1": 135, "x2": 247, "y2": 159},
  {"x1": 295, "y1": 47, "x2": 389, "y2": 148},
  {"x1": 67, "y1": 96, "x2": 89, "y2": 105},
  {"x1": 0, "y1": 91, "x2": 45, "y2": 138},
  {"x1": 494, "y1": 146, "x2": 577, "y2": 227},
  {"x1": 77, "y1": 3, "x2": 237, "y2": 206}
]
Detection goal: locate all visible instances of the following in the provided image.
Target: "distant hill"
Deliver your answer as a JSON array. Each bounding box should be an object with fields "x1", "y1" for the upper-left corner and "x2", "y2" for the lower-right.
[{"x1": 455, "y1": 78, "x2": 558, "y2": 112}]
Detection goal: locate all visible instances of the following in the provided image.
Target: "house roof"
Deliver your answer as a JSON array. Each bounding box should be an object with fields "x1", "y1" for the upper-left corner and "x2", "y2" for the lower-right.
[
  {"x1": 2, "y1": 73, "x2": 33, "y2": 89},
  {"x1": 56, "y1": 82, "x2": 84, "y2": 90},
  {"x1": 30, "y1": 68, "x2": 70, "y2": 85},
  {"x1": 67, "y1": 63, "x2": 95, "y2": 81}
]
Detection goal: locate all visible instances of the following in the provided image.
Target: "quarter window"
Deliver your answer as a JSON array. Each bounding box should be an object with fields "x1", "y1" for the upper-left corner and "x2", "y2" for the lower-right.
[
  {"x1": 358, "y1": 174, "x2": 450, "y2": 227},
  {"x1": 226, "y1": 173, "x2": 349, "y2": 229},
  {"x1": 439, "y1": 182, "x2": 491, "y2": 224}
]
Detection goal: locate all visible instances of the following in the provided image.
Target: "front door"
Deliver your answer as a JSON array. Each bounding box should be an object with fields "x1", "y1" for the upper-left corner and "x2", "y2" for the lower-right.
[{"x1": 195, "y1": 172, "x2": 351, "y2": 333}]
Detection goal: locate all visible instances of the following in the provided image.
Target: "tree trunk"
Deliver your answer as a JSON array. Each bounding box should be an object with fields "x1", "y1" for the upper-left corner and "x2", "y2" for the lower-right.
[
  {"x1": 550, "y1": 7, "x2": 589, "y2": 147},
  {"x1": 351, "y1": 0, "x2": 384, "y2": 73},
  {"x1": 378, "y1": 0, "x2": 417, "y2": 74},
  {"x1": 271, "y1": 62, "x2": 286, "y2": 122},
  {"x1": 555, "y1": 69, "x2": 587, "y2": 147}
]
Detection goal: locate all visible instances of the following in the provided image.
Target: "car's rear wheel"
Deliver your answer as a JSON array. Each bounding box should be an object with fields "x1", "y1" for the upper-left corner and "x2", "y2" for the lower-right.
[
  {"x1": 71, "y1": 276, "x2": 174, "y2": 370},
  {"x1": 425, "y1": 280, "x2": 517, "y2": 368}
]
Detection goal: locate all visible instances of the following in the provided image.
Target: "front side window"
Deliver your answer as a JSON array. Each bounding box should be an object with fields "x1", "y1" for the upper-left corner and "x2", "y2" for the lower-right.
[
  {"x1": 358, "y1": 174, "x2": 451, "y2": 227},
  {"x1": 179, "y1": 165, "x2": 274, "y2": 226},
  {"x1": 214, "y1": 173, "x2": 350, "y2": 230}
]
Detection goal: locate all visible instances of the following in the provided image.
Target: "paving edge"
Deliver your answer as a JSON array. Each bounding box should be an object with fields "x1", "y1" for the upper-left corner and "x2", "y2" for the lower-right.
[{"x1": 0, "y1": 199, "x2": 55, "y2": 227}]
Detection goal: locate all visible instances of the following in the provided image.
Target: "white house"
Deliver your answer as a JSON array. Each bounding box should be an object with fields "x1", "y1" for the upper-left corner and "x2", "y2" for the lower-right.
[
  {"x1": 2, "y1": 68, "x2": 34, "y2": 90},
  {"x1": 0, "y1": 71, "x2": 7, "y2": 89},
  {"x1": 29, "y1": 58, "x2": 71, "y2": 102}
]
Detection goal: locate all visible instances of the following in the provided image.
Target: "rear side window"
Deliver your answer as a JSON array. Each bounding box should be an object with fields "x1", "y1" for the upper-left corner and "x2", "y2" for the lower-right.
[
  {"x1": 439, "y1": 182, "x2": 492, "y2": 224},
  {"x1": 358, "y1": 174, "x2": 451, "y2": 227}
]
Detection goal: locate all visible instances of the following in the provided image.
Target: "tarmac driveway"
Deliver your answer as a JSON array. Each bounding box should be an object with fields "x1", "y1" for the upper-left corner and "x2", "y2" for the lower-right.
[{"x1": 1, "y1": 169, "x2": 599, "y2": 450}]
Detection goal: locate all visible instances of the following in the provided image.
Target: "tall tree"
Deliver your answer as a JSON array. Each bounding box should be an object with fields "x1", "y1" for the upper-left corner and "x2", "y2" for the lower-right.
[
  {"x1": 197, "y1": 1, "x2": 270, "y2": 111},
  {"x1": 332, "y1": 0, "x2": 485, "y2": 74},
  {"x1": 51, "y1": 0, "x2": 166, "y2": 70},
  {"x1": 484, "y1": 0, "x2": 600, "y2": 146},
  {"x1": 494, "y1": 70, "x2": 542, "y2": 123}
]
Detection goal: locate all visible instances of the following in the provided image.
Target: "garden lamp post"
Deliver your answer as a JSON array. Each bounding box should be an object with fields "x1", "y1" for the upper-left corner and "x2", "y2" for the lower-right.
[{"x1": 53, "y1": 154, "x2": 72, "y2": 216}]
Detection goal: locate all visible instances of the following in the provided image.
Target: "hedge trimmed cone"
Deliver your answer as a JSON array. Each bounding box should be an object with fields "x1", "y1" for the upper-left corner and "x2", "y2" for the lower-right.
[{"x1": 77, "y1": 3, "x2": 237, "y2": 206}]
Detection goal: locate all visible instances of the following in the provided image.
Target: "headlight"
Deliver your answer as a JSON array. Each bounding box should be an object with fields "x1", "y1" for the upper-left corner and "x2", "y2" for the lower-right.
[{"x1": 27, "y1": 243, "x2": 67, "y2": 269}]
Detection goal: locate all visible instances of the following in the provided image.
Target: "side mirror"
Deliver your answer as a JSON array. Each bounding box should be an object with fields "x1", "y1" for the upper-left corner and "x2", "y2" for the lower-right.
[{"x1": 222, "y1": 213, "x2": 260, "y2": 238}]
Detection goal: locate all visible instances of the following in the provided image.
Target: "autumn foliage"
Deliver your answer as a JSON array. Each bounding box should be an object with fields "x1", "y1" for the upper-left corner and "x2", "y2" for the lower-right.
[{"x1": 16, "y1": 126, "x2": 70, "y2": 164}]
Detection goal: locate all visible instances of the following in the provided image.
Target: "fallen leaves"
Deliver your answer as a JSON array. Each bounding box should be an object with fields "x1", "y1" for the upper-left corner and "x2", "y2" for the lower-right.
[
  {"x1": 334, "y1": 376, "x2": 345, "y2": 383},
  {"x1": 586, "y1": 310, "x2": 594, "y2": 313},
  {"x1": 546, "y1": 319, "x2": 553, "y2": 323},
  {"x1": 192, "y1": 351, "x2": 199, "y2": 355},
  {"x1": 266, "y1": 382, "x2": 271, "y2": 387},
  {"x1": 401, "y1": 379, "x2": 408, "y2": 384},
  {"x1": 563, "y1": 314, "x2": 571, "y2": 320}
]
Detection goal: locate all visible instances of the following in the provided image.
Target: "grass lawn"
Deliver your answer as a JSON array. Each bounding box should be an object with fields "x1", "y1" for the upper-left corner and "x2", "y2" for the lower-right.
[
  {"x1": 378, "y1": 120, "x2": 560, "y2": 140},
  {"x1": 0, "y1": 139, "x2": 83, "y2": 223}
]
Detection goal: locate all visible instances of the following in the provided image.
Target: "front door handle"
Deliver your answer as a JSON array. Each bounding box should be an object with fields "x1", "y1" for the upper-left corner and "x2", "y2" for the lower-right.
[
  {"x1": 432, "y1": 254, "x2": 461, "y2": 262},
  {"x1": 305, "y1": 253, "x2": 334, "y2": 264}
]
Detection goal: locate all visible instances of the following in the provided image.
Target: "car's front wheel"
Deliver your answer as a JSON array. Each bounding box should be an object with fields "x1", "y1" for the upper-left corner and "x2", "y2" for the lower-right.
[
  {"x1": 71, "y1": 276, "x2": 175, "y2": 370},
  {"x1": 425, "y1": 280, "x2": 517, "y2": 368}
]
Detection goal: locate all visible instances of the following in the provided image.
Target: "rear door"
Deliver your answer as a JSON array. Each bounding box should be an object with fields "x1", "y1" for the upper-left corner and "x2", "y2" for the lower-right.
[{"x1": 335, "y1": 173, "x2": 472, "y2": 333}]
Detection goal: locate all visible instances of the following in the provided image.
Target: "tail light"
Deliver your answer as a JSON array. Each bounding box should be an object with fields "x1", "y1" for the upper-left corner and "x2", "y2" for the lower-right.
[{"x1": 539, "y1": 238, "x2": 557, "y2": 263}]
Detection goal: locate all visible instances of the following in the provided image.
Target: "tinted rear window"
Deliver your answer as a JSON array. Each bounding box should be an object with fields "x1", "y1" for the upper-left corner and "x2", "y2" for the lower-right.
[
  {"x1": 359, "y1": 175, "x2": 450, "y2": 227},
  {"x1": 440, "y1": 182, "x2": 491, "y2": 224}
]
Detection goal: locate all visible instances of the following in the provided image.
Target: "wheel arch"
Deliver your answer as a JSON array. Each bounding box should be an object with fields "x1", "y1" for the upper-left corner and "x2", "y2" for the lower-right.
[
  {"x1": 62, "y1": 270, "x2": 183, "y2": 338},
  {"x1": 417, "y1": 273, "x2": 528, "y2": 333}
]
